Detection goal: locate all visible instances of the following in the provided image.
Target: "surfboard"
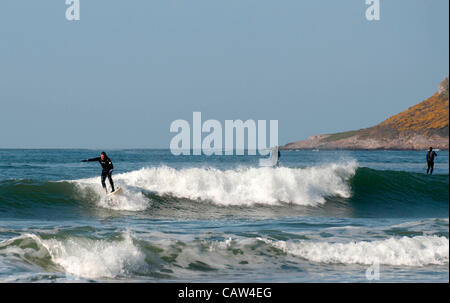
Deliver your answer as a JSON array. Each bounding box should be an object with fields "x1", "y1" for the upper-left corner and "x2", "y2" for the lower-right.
[{"x1": 107, "y1": 187, "x2": 122, "y2": 197}]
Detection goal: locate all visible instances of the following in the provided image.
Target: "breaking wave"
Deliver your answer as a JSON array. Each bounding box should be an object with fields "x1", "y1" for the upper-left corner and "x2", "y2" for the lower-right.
[
  {"x1": 259, "y1": 236, "x2": 449, "y2": 266},
  {"x1": 0, "y1": 231, "x2": 447, "y2": 280},
  {"x1": 0, "y1": 161, "x2": 447, "y2": 216}
]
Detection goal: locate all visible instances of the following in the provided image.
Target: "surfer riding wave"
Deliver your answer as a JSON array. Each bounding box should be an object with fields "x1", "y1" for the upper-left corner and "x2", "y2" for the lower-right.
[{"x1": 81, "y1": 152, "x2": 115, "y2": 193}]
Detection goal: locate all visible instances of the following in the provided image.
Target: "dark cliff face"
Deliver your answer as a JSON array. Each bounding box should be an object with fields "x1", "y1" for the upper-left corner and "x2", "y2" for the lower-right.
[{"x1": 282, "y1": 77, "x2": 449, "y2": 150}]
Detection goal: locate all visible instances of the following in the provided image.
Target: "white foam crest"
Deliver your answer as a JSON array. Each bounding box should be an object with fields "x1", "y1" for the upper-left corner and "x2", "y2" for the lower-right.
[
  {"x1": 2, "y1": 232, "x2": 146, "y2": 279},
  {"x1": 259, "y1": 236, "x2": 449, "y2": 266},
  {"x1": 107, "y1": 161, "x2": 357, "y2": 206},
  {"x1": 71, "y1": 179, "x2": 150, "y2": 211}
]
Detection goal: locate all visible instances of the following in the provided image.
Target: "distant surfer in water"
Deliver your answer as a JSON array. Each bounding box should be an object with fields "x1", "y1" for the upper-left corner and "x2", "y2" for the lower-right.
[
  {"x1": 81, "y1": 152, "x2": 115, "y2": 193},
  {"x1": 426, "y1": 147, "x2": 438, "y2": 175}
]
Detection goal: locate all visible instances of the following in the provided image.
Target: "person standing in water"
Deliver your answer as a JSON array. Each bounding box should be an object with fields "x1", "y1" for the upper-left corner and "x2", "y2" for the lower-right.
[
  {"x1": 426, "y1": 147, "x2": 438, "y2": 175},
  {"x1": 81, "y1": 152, "x2": 115, "y2": 192},
  {"x1": 277, "y1": 149, "x2": 281, "y2": 166}
]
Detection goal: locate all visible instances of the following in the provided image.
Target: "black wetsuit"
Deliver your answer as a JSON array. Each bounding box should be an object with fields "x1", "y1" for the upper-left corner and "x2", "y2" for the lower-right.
[
  {"x1": 85, "y1": 157, "x2": 115, "y2": 192},
  {"x1": 426, "y1": 151, "x2": 437, "y2": 175}
]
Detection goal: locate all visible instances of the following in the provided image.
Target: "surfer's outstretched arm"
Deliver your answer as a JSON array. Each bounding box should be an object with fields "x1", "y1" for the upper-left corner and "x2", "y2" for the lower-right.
[{"x1": 81, "y1": 157, "x2": 101, "y2": 162}]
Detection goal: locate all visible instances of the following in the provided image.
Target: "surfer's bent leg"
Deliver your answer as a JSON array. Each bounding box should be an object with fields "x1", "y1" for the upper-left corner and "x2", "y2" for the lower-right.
[{"x1": 107, "y1": 170, "x2": 115, "y2": 192}]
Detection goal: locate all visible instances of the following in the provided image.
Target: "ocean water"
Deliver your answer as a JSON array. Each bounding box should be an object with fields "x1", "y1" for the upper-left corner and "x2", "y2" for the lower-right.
[{"x1": 0, "y1": 149, "x2": 448, "y2": 282}]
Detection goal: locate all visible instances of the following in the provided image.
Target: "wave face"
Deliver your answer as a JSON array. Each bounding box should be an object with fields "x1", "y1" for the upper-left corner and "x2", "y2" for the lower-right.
[
  {"x1": 351, "y1": 167, "x2": 449, "y2": 203},
  {"x1": 0, "y1": 162, "x2": 448, "y2": 217}
]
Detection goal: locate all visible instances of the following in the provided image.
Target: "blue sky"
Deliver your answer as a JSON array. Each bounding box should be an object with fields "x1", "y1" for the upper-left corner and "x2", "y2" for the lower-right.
[{"x1": 0, "y1": 0, "x2": 448, "y2": 148}]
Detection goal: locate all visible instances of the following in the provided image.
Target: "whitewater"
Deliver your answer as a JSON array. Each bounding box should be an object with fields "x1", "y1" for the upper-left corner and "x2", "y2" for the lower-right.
[
  {"x1": 0, "y1": 149, "x2": 448, "y2": 282},
  {"x1": 71, "y1": 161, "x2": 357, "y2": 210}
]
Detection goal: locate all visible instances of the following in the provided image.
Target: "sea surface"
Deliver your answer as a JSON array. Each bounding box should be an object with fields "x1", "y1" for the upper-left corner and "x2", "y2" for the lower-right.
[{"x1": 0, "y1": 149, "x2": 448, "y2": 282}]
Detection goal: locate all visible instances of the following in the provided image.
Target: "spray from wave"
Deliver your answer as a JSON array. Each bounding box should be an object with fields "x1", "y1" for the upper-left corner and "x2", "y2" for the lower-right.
[{"x1": 70, "y1": 181, "x2": 150, "y2": 212}]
